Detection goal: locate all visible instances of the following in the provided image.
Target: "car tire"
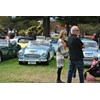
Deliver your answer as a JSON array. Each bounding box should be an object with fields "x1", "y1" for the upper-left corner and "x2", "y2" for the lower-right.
[
  {"x1": 19, "y1": 61, "x2": 23, "y2": 65},
  {"x1": 45, "y1": 53, "x2": 50, "y2": 65}
]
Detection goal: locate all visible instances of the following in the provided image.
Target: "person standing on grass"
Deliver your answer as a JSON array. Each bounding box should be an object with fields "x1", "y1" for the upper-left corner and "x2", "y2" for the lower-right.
[
  {"x1": 67, "y1": 26, "x2": 85, "y2": 83},
  {"x1": 56, "y1": 30, "x2": 68, "y2": 83}
]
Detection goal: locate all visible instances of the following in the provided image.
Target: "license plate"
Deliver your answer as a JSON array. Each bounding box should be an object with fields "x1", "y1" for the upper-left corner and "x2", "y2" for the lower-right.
[
  {"x1": 86, "y1": 54, "x2": 91, "y2": 56},
  {"x1": 28, "y1": 61, "x2": 36, "y2": 64},
  {"x1": 84, "y1": 61, "x2": 92, "y2": 65}
]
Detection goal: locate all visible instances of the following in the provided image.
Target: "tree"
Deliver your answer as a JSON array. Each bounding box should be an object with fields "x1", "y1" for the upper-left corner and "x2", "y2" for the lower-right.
[
  {"x1": 0, "y1": 16, "x2": 12, "y2": 28},
  {"x1": 43, "y1": 16, "x2": 50, "y2": 37},
  {"x1": 14, "y1": 16, "x2": 50, "y2": 37},
  {"x1": 57, "y1": 16, "x2": 100, "y2": 36}
]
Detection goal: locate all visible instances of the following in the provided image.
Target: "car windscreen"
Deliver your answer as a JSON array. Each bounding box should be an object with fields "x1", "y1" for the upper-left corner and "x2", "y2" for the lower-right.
[
  {"x1": 27, "y1": 41, "x2": 39, "y2": 47},
  {"x1": 50, "y1": 40, "x2": 57, "y2": 43},
  {"x1": 27, "y1": 41, "x2": 50, "y2": 47},
  {"x1": 84, "y1": 42, "x2": 97, "y2": 48},
  {"x1": 36, "y1": 36, "x2": 45, "y2": 40},
  {"x1": 18, "y1": 39, "x2": 30, "y2": 43}
]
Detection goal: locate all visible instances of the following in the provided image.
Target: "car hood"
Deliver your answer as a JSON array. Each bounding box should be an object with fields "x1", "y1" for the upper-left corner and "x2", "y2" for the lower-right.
[
  {"x1": 51, "y1": 43, "x2": 57, "y2": 51},
  {"x1": 24, "y1": 45, "x2": 49, "y2": 55}
]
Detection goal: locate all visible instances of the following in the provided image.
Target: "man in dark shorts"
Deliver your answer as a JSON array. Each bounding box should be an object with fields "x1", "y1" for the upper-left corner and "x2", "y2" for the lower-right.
[{"x1": 67, "y1": 26, "x2": 85, "y2": 83}]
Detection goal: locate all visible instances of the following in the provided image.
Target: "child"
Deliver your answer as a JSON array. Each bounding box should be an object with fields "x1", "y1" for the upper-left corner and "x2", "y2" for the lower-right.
[
  {"x1": 91, "y1": 57, "x2": 98, "y2": 68},
  {"x1": 84, "y1": 57, "x2": 99, "y2": 79}
]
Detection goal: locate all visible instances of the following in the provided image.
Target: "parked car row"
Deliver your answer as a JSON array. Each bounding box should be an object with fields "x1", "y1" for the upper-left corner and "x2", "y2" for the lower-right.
[
  {"x1": 1, "y1": 35, "x2": 100, "y2": 67},
  {"x1": 0, "y1": 36, "x2": 58, "y2": 65}
]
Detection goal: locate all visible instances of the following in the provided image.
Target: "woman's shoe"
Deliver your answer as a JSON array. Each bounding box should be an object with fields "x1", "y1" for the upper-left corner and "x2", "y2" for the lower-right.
[{"x1": 56, "y1": 80, "x2": 65, "y2": 83}]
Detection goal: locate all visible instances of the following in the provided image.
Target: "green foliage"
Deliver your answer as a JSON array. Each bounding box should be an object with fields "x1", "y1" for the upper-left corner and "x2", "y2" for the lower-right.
[
  {"x1": 37, "y1": 29, "x2": 43, "y2": 35},
  {"x1": 18, "y1": 30, "x2": 26, "y2": 36},
  {"x1": 36, "y1": 24, "x2": 43, "y2": 35},
  {"x1": 30, "y1": 26, "x2": 37, "y2": 31},
  {"x1": 57, "y1": 16, "x2": 100, "y2": 25},
  {"x1": 0, "y1": 16, "x2": 12, "y2": 28},
  {"x1": 79, "y1": 24, "x2": 100, "y2": 35},
  {"x1": 0, "y1": 25, "x2": 4, "y2": 32},
  {"x1": 13, "y1": 20, "x2": 38, "y2": 31}
]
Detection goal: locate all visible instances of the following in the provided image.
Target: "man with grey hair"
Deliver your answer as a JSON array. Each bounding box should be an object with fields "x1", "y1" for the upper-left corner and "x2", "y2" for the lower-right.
[{"x1": 67, "y1": 26, "x2": 85, "y2": 83}]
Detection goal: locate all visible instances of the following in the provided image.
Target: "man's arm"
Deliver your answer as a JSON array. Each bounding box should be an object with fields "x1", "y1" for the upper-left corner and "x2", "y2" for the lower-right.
[{"x1": 76, "y1": 38, "x2": 85, "y2": 48}]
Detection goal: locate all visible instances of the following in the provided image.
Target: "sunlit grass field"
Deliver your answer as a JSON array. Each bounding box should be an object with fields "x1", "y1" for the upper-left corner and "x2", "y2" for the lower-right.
[
  {"x1": 0, "y1": 58, "x2": 69, "y2": 83},
  {"x1": 0, "y1": 58, "x2": 100, "y2": 83}
]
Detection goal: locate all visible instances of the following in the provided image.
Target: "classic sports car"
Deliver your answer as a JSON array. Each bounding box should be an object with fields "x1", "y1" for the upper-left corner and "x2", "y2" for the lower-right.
[
  {"x1": 82, "y1": 39, "x2": 100, "y2": 66},
  {"x1": 0, "y1": 39, "x2": 20, "y2": 62},
  {"x1": 18, "y1": 41, "x2": 55, "y2": 65},
  {"x1": 10, "y1": 36, "x2": 33, "y2": 48}
]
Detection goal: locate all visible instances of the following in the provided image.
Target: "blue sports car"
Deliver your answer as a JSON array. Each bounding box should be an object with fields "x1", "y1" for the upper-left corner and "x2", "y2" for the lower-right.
[
  {"x1": 18, "y1": 41, "x2": 55, "y2": 65},
  {"x1": 82, "y1": 39, "x2": 100, "y2": 66}
]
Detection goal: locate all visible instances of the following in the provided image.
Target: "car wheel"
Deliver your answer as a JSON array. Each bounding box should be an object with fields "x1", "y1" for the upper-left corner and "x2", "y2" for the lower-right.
[
  {"x1": 0, "y1": 54, "x2": 2, "y2": 63},
  {"x1": 45, "y1": 53, "x2": 50, "y2": 65},
  {"x1": 19, "y1": 61, "x2": 23, "y2": 65}
]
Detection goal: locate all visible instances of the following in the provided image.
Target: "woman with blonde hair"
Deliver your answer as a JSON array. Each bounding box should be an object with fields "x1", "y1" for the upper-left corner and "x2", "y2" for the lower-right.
[{"x1": 56, "y1": 30, "x2": 68, "y2": 83}]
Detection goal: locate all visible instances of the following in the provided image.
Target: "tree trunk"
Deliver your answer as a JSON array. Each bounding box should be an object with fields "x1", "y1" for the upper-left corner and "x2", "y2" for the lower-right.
[
  {"x1": 43, "y1": 16, "x2": 50, "y2": 37},
  {"x1": 66, "y1": 23, "x2": 71, "y2": 36}
]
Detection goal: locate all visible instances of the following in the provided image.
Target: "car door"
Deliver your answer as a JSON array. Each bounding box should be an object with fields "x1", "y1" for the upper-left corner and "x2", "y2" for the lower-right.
[
  {"x1": 8, "y1": 42, "x2": 19, "y2": 58},
  {"x1": 0, "y1": 46, "x2": 10, "y2": 60},
  {"x1": 7, "y1": 43, "x2": 15, "y2": 58}
]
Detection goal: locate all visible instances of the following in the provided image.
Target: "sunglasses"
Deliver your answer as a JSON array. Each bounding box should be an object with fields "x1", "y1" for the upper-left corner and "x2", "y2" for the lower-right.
[
  {"x1": 76, "y1": 30, "x2": 79, "y2": 31},
  {"x1": 64, "y1": 34, "x2": 67, "y2": 36}
]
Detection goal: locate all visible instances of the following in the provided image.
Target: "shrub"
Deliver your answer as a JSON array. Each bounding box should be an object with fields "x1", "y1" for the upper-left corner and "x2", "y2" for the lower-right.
[
  {"x1": 19, "y1": 30, "x2": 26, "y2": 36},
  {"x1": 0, "y1": 25, "x2": 4, "y2": 32}
]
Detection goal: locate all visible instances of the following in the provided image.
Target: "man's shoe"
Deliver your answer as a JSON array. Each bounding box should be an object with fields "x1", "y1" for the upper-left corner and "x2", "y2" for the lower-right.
[{"x1": 56, "y1": 80, "x2": 65, "y2": 83}]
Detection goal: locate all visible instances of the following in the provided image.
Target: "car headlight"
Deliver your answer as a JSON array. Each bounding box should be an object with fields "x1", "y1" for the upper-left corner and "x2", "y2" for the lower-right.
[
  {"x1": 98, "y1": 54, "x2": 100, "y2": 60},
  {"x1": 18, "y1": 50, "x2": 24, "y2": 56},
  {"x1": 41, "y1": 51, "x2": 47, "y2": 57}
]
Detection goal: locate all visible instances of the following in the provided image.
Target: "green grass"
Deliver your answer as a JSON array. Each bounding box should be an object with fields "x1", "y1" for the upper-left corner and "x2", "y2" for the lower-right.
[
  {"x1": 0, "y1": 58, "x2": 100, "y2": 83},
  {"x1": 0, "y1": 58, "x2": 69, "y2": 83}
]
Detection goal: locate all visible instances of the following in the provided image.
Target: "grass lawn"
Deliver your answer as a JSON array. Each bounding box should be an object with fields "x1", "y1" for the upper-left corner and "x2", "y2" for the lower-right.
[
  {"x1": 0, "y1": 58, "x2": 69, "y2": 83},
  {"x1": 0, "y1": 58, "x2": 100, "y2": 83}
]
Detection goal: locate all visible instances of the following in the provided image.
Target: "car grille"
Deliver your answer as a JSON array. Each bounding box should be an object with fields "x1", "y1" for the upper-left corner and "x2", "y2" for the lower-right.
[
  {"x1": 24, "y1": 54, "x2": 40, "y2": 58},
  {"x1": 84, "y1": 57, "x2": 93, "y2": 61}
]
